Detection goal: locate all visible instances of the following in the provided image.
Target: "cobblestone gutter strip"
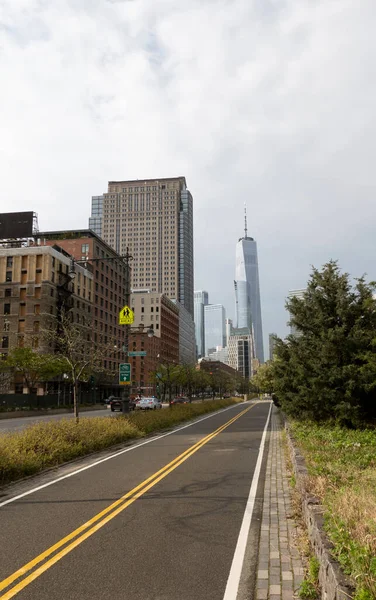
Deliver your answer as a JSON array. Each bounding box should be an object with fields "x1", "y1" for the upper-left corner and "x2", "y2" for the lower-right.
[{"x1": 284, "y1": 418, "x2": 355, "y2": 600}]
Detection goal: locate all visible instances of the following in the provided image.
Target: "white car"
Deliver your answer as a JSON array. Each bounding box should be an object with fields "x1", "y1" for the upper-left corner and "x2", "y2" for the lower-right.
[{"x1": 135, "y1": 397, "x2": 162, "y2": 410}]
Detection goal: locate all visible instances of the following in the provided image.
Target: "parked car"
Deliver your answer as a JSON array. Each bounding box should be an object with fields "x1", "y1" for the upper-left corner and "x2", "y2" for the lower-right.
[
  {"x1": 110, "y1": 398, "x2": 136, "y2": 412},
  {"x1": 135, "y1": 397, "x2": 162, "y2": 410},
  {"x1": 104, "y1": 395, "x2": 117, "y2": 405},
  {"x1": 170, "y1": 396, "x2": 190, "y2": 405}
]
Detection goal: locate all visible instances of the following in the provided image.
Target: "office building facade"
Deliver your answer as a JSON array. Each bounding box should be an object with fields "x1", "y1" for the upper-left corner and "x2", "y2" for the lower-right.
[
  {"x1": 206, "y1": 346, "x2": 229, "y2": 365},
  {"x1": 204, "y1": 304, "x2": 226, "y2": 356},
  {"x1": 234, "y1": 210, "x2": 264, "y2": 362},
  {"x1": 89, "y1": 196, "x2": 103, "y2": 237},
  {"x1": 130, "y1": 291, "x2": 179, "y2": 365},
  {"x1": 269, "y1": 333, "x2": 278, "y2": 361},
  {"x1": 172, "y1": 299, "x2": 196, "y2": 365},
  {"x1": 194, "y1": 290, "x2": 209, "y2": 358},
  {"x1": 228, "y1": 327, "x2": 255, "y2": 379},
  {"x1": 89, "y1": 177, "x2": 194, "y2": 318},
  {"x1": 287, "y1": 289, "x2": 306, "y2": 336}
]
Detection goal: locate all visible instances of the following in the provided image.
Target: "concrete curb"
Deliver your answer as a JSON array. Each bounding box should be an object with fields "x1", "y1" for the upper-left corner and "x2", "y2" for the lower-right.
[{"x1": 284, "y1": 419, "x2": 355, "y2": 600}]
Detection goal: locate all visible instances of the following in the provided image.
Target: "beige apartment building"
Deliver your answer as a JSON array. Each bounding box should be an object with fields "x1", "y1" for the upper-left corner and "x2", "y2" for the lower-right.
[
  {"x1": 130, "y1": 291, "x2": 179, "y2": 364},
  {"x1": 0, "y1": 244, "x2": 92, "y2": 393},
  {"x1": 89, "y1": 177, "x2": 194, "y2": 318}
]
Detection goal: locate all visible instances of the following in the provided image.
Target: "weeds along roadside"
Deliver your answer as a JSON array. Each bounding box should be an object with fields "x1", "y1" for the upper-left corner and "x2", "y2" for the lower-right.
[
  {"x1": 289, "y1": 421, "x2": 376, "y2": 600},
  {"x1": 0, "y1": 398, "x2": 243, "y2": 487},
  {"x1": 282, "y1": 429, "x2": 321, "y2": 600}
]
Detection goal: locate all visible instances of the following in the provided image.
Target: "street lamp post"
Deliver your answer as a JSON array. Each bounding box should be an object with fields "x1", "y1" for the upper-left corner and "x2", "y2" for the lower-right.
[
  {"x1": 66, "y1": 249, "x2": 157, "y2": 414},
  {"x1": 71, "y1": 249, "x2": 134, "y2": 414},
  {"x1": 120, "y1": 248, "x2": 132, "y2": 414},
  {"x1": 114, "y1": 323, "x2": 154, "y2": 412}
]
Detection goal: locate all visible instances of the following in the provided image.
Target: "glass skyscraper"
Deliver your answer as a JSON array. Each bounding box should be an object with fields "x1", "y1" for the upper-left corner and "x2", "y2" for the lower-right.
[
  {"x1": 234, "y1": 209, "x2": 264, "y2": 362},
  {"x1": 194, "y1": 290, "x2": 209, "y2": 358},
  {"x1": 89, "y1": 196, "x2": 103, "y2": 237},
  {"x1": 204, "y1": 304, "x2": 226, "y2": 356}
]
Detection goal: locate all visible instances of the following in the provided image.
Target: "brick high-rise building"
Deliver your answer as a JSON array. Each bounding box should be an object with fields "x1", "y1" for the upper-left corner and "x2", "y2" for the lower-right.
[
  {"x1": 0, "y1": 244, "x2": 92, "y2": 394},
  {"x1": 89, "y1": 177, "x2": 194, "y2": 318},
  {"x1": 129, "y1": 291, "x2": 179, "y2": 395},
  {"x1": 40, "y1": 230, "x2": 129, "y2": 376},
  {"x1": 130, "y1": 291, "x2": 179, "y2": 365}
]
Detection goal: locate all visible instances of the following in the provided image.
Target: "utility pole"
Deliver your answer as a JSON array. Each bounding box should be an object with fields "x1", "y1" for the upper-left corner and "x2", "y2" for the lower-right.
[{"x1": 122, "y1": 247, "x2": 132, "y2": 414}]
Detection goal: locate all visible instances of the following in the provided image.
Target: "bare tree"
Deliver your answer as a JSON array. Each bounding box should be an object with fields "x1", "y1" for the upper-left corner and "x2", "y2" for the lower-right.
[{"x1": 43, "y1": 312, "x2": 113, "y2": 422}]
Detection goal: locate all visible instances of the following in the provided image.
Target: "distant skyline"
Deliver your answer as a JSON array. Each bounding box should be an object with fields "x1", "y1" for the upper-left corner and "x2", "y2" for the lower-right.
[{"x1": 1, "y1": 0, "x2": 375, "y2": 349}]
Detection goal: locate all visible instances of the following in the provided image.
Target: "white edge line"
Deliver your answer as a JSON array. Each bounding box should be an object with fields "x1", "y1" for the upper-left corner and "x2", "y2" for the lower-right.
[
  {"x1": 0, "y1": 402, "x2": 249, "y2": 509},
  {"x1": 222, "y1": 401, "x2": 273, "y2": 600}
]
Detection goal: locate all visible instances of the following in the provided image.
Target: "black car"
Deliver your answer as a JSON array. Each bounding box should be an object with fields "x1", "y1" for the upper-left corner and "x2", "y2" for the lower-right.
[
  {"x1": 110, "y1": 398, "x2": 136, "y2": 412},
  {"x1": 104, "y1": 395, "x2": 117, "y2": 405},
  {"x1": 170, "y1": 396, "x2": 191, "y2": 405}
]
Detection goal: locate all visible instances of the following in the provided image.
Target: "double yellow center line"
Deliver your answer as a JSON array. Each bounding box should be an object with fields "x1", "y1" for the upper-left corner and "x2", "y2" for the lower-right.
[{"x1": 0, "y1": 403, "x2": 257, "y2": 599}]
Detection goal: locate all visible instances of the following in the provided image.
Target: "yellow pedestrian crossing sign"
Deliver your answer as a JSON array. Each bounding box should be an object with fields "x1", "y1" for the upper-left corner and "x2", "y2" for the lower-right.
[{"x1": 119, "y1": 305, "x2": 134, "y2": 325}]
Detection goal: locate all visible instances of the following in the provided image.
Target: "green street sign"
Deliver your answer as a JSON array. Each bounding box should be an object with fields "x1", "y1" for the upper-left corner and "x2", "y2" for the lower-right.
[
  {"x1": 128, "y1": 351, "x2": 147, "y2": 357},
  {"x1": 119, "y1": 363, "x2": 131, "y2": 385}
]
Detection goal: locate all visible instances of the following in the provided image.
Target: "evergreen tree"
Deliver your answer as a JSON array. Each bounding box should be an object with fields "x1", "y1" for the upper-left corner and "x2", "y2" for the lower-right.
[{"x1": 273, "y1": 261, "x2": 376, "y2": 425}]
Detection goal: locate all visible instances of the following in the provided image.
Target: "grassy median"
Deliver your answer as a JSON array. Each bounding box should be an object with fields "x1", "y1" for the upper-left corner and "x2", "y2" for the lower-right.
[
  {"x1": 290, "y1": 421, "x2": 376, "y2": 600},
  {"x1": 0, "y1": 399, "x2": 242, "y2": 486}
]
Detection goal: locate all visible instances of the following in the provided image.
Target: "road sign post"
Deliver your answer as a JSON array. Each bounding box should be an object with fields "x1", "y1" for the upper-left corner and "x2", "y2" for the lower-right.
[
  {"x1": 119, "y1": 305, "x2": 134, "y2": 326},
  {"x1": 119, "y1": 363, "x2": 131, "y2": 385}
]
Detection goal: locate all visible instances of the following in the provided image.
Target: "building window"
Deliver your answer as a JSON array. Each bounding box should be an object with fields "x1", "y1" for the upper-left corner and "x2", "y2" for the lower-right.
[
  {"x1": 34, "y1": 304, "x2": 40, "y2": 315},
  {"x1": 3, "y1": 321, "x2": 10, "y2": 332},
  {"x1": 82, "y1": 243, "x2": 89, "y2": 255},
  {"x1": 18, "y1": 320, "x2": 25, "y2": 333},
  {"x1": 2, "y1": 336, "x2": 9, "y2": 348},
  {"x1": 6, "y1": 256, "x2": 13, "y2": 268},
  {"x1": 4, "y1": 303, "x2": 10, "y2": 315},
  {"x1": 6, "y1": 272, "x2": 12, "y2": 282}
]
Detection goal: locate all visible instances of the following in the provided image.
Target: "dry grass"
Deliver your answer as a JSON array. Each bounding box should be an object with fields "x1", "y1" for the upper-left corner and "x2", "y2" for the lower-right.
[
  {"x1": 290, "y1": 421, "x2": 376, "y2": 600},
  {"x1": 0, "y1": 398, "x2": 241, "y2": 486},
  {"x1": 282, "y1": 430, "x2": 312, "y2": 559}
]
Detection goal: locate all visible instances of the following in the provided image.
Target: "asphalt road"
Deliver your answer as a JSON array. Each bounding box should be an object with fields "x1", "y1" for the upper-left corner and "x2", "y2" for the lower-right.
[
  {"x1": 0, "y1": 399, "x2": 220, "y2": 433},
  {"x1": 0, "y1": 408, "x2": 112, "y2": 433},
  {"x1": 0, "y1": 400, "x2": 271, "y2": 600}
]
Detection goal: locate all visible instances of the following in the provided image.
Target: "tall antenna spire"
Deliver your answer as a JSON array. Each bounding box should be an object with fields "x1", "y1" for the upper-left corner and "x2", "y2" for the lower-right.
[{"x1": 244, "y1": 202, "x2": 248, "y2": 238}]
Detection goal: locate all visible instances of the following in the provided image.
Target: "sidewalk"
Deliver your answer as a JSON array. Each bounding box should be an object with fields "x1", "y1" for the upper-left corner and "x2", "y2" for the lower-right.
[{"x1": 255, "y1": 406, "x2": 305, "y2": 600}]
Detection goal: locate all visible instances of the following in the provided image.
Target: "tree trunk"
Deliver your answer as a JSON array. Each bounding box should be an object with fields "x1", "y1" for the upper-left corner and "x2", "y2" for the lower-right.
[{"x1": 73, "y1": 380, "x2": 79, "y2": 422}]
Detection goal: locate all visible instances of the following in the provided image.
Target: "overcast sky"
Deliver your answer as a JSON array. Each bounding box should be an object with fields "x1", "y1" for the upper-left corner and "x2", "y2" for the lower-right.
[{"x1": 1, "y1": 0, "x2": 376, "y2": 357}]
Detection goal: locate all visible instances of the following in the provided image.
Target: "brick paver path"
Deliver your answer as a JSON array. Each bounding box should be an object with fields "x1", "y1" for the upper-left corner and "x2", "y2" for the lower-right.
[{"x1": 255, "y1": 407, "x2": 304, "y2": 600}]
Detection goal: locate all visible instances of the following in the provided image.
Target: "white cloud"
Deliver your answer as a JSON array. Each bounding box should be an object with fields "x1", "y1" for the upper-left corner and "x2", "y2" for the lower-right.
[{"x1": 1, "y1": 0, "x2": 376, "y2": 354}]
